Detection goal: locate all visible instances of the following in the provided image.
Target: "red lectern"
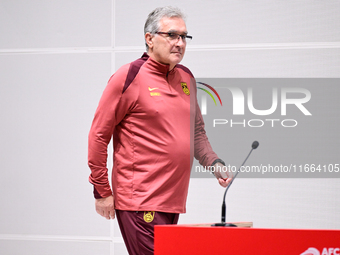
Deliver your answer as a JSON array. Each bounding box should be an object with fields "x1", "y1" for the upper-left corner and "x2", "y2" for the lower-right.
[{"x1": 154, "y1": 224, "x2": 340, "y2": 255}]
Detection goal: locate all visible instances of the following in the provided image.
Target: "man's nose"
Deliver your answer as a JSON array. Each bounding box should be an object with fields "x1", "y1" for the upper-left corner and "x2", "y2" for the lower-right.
[{"x1": 175, "y1": 36, "x2": 185, "y2": 46}]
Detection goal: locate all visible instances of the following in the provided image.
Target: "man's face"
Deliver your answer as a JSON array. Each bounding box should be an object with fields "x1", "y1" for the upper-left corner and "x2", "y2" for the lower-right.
[{"x1": 146, "y1": 17, "x2": 188, "y2": 70}]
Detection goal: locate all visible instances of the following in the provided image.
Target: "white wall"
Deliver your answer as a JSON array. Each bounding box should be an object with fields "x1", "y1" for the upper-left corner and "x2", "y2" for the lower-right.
[{"x1": 0, "y1": 1, "x2": 339, "y2": 254}]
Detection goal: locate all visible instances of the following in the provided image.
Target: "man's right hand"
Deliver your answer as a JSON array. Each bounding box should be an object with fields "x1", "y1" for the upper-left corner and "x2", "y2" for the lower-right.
[
  {"x1": 95, "y1": 195, "x2": 115, "y2": 220},
  {"x1": 213, "y1": 162, "x2": 234, "y2": 188}
]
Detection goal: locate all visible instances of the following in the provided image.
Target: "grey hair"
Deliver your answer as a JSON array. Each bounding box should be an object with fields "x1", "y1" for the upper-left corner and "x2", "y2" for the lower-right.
[{"x1": 144, "y1": 6, "x2": 186, "y2": 51}]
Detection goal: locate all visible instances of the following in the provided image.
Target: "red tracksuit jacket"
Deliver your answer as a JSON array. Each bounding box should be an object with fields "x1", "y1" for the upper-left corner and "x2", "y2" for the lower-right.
[{"x1": 88, "y1": 53, "x2": 219, "y2": 213}]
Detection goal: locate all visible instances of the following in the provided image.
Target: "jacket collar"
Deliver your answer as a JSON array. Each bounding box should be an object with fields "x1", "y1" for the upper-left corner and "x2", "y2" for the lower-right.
[{"x1": 142, "y1": 52, "x2": 176, "y2": 76}]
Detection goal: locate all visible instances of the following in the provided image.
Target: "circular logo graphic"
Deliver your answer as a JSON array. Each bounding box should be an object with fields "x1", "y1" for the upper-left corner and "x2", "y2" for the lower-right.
[{"x1": 143, "y1": 211, "x2": 155, "y2": 223}]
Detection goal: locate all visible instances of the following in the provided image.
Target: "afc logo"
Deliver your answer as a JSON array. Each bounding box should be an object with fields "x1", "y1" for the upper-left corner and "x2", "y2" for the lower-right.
[{"x1": 301, "y1": 247, "x2": 340, "y2": 255}]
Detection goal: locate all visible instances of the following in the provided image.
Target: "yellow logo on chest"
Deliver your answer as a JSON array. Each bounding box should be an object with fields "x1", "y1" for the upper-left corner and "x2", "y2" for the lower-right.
[
  {"x1": 181, "y1": 82, "x2": 190, "y2": 95},
  {"x1": 150, "y1": 92, "x2": 161, "y2": 96}
]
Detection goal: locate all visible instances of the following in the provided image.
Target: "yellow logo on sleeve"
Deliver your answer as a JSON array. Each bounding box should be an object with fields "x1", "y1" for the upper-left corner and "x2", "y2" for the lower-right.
[
  {"x1": 181, "y1": 82, "x2": 190, "y2": 95},
  {"x1": 143, "y1": 211, "x2": 155, "y2": 223}
]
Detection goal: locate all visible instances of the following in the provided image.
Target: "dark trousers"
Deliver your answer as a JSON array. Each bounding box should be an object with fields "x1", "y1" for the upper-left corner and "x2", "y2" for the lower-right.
[{"x1": 116, "y1": 210, "x2": 179, "y2": 255}]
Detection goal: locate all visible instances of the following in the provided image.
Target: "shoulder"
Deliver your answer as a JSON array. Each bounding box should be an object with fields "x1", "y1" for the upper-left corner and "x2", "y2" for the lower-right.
[
  {"x1": 107, "y1": 54, "x2": 149, "y2": 93},
  {"x1": 123, "y1": 55, "x2": 149, "y2": 92},
  {"x1": 176, "y1": 64, "x2": 195, "y2": 78},
  {"x1": 108, "y1": 63, "x2": 130, "y2": 83}
]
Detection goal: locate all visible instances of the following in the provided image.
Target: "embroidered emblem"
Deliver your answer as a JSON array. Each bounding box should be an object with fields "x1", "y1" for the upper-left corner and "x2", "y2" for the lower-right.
[
  {"x1": 181, "y1": 82, "x2": 190, "y2": 95},
  {"x1": 143, "y1": 211, "x2": 155, "y2": 223}
]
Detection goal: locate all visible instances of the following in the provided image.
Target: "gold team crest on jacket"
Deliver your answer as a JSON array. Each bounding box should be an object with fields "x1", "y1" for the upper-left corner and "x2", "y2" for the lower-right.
[
  {"x1": 181, "y1": 82, "x2": 190, "y2": 95},
  {"x1": 143, "y1": 211, "x2": 155, "y2": 223}
]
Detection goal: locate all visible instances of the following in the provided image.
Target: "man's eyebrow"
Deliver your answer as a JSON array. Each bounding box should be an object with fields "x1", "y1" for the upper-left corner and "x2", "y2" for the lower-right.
[{"x1": 167, "y1": 29, "x2": 188, "y2": 35}]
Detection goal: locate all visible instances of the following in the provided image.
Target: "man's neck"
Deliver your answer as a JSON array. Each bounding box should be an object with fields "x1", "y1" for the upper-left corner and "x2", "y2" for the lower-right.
[{"x1": 147, "y1": 51, "x2": 175, "y2": 71}]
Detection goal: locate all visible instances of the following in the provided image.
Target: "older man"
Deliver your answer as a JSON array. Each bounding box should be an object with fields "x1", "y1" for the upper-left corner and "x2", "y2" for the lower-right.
[{"x1": 88, "y1": 6, "x2": 231, "y2": 255}]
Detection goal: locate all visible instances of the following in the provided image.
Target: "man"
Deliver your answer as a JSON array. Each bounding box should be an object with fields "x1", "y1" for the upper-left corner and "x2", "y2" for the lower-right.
[{"x1": 88, "y1": 6, "x2": 231, "y2": 255}]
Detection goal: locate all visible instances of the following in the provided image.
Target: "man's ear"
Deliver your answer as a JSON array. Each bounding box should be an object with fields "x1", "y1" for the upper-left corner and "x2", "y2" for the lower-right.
[{"x1": 145, "y1": 32, "x2": 153, "y2": 50}]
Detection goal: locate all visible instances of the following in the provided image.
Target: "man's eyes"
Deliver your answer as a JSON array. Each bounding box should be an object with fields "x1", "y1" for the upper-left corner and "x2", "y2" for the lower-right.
[{"x1": 168, "y1": 33, "x2": 178, "y2": 39}]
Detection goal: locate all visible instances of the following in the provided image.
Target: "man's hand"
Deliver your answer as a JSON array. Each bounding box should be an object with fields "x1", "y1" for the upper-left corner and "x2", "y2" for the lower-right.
[
  {"x1": 217, "y1": 177, "x2": 232, "y2": 188},
  {"x1": 95, "y1": 195, "x2": 115, "y2": 220},
  {"x1": 213, "y1": 162, "x2": 233, "y2": 188}
]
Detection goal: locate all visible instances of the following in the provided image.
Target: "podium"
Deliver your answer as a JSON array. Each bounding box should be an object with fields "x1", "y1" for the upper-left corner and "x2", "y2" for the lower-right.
[{"x1": 154, "y1": 224, "x2": 340, "y2": 255}]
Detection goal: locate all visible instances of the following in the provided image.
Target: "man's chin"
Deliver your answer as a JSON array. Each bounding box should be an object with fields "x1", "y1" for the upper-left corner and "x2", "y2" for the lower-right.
[{"x1": 171, "y1": 55, "x2": 183, "y2": 65}]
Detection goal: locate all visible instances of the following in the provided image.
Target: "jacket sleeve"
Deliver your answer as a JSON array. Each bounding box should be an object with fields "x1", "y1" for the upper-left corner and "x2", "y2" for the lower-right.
[
  {"x1": 88, "y1": 64, "x2": 134, "y2": 199},
  {"x1": 193, "y1": 83, "x2": 221, "y2": 167}
]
